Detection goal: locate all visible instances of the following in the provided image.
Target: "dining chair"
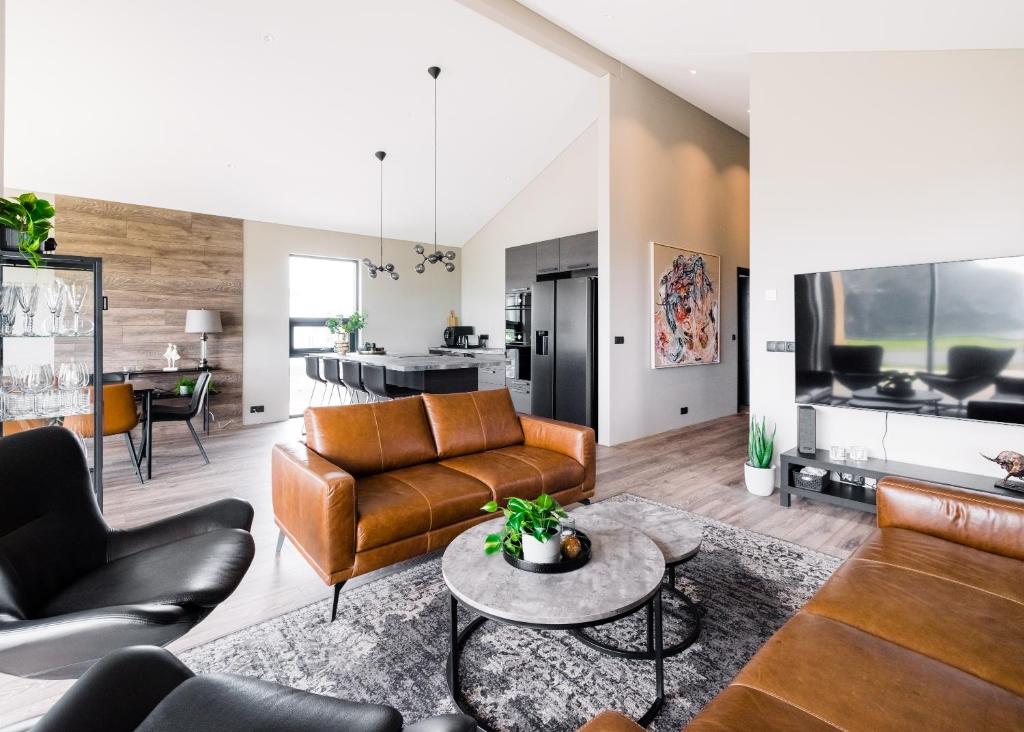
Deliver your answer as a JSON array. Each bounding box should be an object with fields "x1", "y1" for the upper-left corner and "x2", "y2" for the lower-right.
[
  {"x1": 146, "y1": 371, "x2": 212, "y2": 466},
  {"x1": 304, "y1": 355, "x2": 327, "y2": 405},
  {"x1": 361, "y1": 364, "x2": 419, "y2": 401},
  {"x1": 65, "y1": 383, "x2": 144, "y2": 484},
  {"x1": 341, "y1": 360, "x2": 369, "y2": 403},
  {"x1": 322, "y1": 358, "x2": 346, "y2": 404}
]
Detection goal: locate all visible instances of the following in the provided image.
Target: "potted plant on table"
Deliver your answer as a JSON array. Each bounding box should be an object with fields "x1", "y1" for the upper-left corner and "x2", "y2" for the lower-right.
[
  {"x1": 0, "y1": 193, "x2": 57, "y2": 268},
  {"x1": 482, "y1": 494, "x2": 567, "y2": 564},
  {"x1": 745, "y1": 415, "x2": 777, "y2": 496},
  {"x1": 325, "y1": 311, "x2": 367, "y2": 354}
]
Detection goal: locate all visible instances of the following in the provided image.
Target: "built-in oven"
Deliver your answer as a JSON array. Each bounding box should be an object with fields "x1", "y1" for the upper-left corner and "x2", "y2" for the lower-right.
[{"x1": 504, "y1": 289, "x2": 531, "y2": 347}]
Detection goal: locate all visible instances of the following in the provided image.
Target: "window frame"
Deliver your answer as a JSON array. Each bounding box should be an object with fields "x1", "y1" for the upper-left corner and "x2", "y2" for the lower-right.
[{"x1": 286, "y1": 254, "x2": 361, "y2": 358}]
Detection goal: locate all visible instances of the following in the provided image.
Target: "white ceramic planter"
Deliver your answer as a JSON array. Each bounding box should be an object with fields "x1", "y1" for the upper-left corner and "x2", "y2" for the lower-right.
[
  {"x1": 744, "y1": 463, "x2": 776, "y2": 497},
  {"x1": 521, "y1": 532, "x2": 561, "y2": 563},
  {"x1": 178, "y1": 386, "x2": 190, "y2": 396}
]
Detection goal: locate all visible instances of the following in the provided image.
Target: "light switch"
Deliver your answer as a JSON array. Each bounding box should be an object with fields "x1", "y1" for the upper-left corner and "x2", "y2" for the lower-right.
[{"x1": 764, "y1": 289, "x2": 777, "y2": 302}]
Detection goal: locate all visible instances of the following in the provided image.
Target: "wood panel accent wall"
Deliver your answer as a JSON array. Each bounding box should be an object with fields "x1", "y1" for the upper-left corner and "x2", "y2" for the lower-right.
[{"x1": 55, "y1": 195, "x2": 244, "y2": 430}]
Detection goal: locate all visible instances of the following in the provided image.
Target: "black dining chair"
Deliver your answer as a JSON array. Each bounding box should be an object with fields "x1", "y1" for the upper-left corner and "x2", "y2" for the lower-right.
[
  {"x1": 147, "y1": 371, "x2": 212, "y2": 465},
  {"x1": 304, "y1": 355, "x2": 327, "y2": 406},
  {"x1": 341, "y1": 360, "x2": 369, "y2": 403},
  {"x1": 361, "y1": 364, "x2": 419, "y2": 401},
  {"x1": 322, "y1": 358, "x2": 346, "y2": 404}
]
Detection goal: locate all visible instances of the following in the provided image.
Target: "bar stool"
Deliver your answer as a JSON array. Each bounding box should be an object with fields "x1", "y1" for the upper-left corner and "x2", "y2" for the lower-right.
[
  {"x1": 304, "y1": 356, "x2": 327, "y2": 405},
  {"x1": 341, "y1": 360, "x2": 369, "y2": 403},
  {"x1": 322, "y1": 358, "x2": 346, "y2": 404},
  {"x1": 361, "y1": 364, "x2": 419, "y2": 401}
]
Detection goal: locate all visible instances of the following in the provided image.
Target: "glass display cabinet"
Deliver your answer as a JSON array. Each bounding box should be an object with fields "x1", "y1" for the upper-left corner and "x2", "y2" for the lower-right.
[{"x1": 0, "y1": 251, "x2": 105, "y2": 508}]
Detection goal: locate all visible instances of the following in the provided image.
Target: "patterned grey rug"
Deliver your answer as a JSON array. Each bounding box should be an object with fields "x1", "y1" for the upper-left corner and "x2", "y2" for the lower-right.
[{"x1": 182, "y1": 494, "x2": 840, "y2": 731}]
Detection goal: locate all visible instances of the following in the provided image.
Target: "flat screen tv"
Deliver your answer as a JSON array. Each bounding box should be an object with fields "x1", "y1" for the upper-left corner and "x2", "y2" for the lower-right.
[{"x1": 795, "y1": 255, "x2": 1024, "y2": 424}]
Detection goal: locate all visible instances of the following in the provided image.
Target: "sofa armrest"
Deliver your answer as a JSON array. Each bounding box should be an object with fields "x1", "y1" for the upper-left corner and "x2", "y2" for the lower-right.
[
  {"x1": 519, "y1": 415, "x2": 596, "y2": 494},
  {"x1": 877, "y1": 477, "x2": 1024, "y2": 560},
  {"x1": 271, "y1": 443, "x2": 357, "y2": 584},
  {"x1": 107, "y1": 498, "x2": 254, "y2": 561},
  {"x1": 577, "y1": 710, "x2": 645, "y2": 732}
]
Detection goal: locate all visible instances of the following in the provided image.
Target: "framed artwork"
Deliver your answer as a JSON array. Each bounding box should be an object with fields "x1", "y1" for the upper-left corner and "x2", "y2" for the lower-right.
[{"x1": 651, "y1": 242, "x2": 721, "y2": 368}]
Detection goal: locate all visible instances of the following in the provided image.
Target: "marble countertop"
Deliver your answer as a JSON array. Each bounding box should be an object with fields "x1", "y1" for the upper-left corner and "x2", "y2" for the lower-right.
[
  {"x1": 331, "y1": 352, "x2": 508, "y2": 372},
  {"x1": 429, "y1": 346, "x2": 507, "y2": 355}
]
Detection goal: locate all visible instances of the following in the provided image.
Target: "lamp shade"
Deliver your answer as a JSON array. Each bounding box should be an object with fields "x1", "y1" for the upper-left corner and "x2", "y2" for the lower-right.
[{"x1": 185, "y1": 309, "x2": 222, "y2": 334}]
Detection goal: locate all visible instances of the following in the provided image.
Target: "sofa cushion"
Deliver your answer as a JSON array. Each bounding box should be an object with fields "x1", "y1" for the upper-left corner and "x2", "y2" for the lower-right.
[
  {"x1": 803, "y1": 538, "x2": 1024, "y2": 696},
  {"x1": 355, "y1": 464, "x2": 491, "y2": 551},
  {"x1": 685, "y1": 685, "x2": 839, "y2": 732},
  {"x1": 728, "y1": 612, "x2": 1024, "y2": 730},
  {"x1": 441, "y1": 447, "x2": 583, "y2": 501},
  {"x1": 305, "y1": 398, "x2": 437, "y2": 477},
  {"x1": 422, "y1": 389, "x2": 524, "y2": 458}
]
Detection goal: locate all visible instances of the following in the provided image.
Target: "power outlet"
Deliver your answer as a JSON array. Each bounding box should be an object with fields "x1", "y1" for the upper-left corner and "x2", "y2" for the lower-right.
[
  {"x1": 250, "y1": 405, "x2": 265, "y2": 414},
  {"x1": 679, "y1": 407, "x2": 689, "y2": 415}
]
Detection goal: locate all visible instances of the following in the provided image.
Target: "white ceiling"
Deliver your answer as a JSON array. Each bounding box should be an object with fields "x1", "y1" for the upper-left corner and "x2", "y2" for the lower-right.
[
  {"x1": 5, "y1": 1, "x2": 597, "y2": 245},
  {"x1": 519, "y1": 0, "x2": 1024, "y2": 135}
]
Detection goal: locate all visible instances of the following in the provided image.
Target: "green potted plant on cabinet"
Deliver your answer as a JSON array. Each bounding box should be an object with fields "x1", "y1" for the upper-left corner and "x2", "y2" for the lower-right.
[
  {"x1": 326, "y1": 311, "x2": 367, "y2": 354},
  {"x1": 745, "y1": 415, "x2": 777, "y2": 496},
  {"x1": 0, "y1": 193, "x2": 56, "y2": 268},
  {"x1": 481, "y1": 493, "x2": 567, "y2": 564}
]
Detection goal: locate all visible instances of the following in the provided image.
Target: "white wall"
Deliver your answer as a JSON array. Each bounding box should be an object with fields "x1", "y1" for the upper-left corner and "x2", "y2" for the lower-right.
[
  {"x1": 460, "y1": 122, "x2": 598, "y2": 339},
  {"x1": 243, "y1": 220, "x2": 461, "y2": 424},
  {"x1": 750, "y1": 49, "x2": 1024, "y2": 478},
  {"x1": 601, "y1": 66, "x2": 750, "y2": 444}
]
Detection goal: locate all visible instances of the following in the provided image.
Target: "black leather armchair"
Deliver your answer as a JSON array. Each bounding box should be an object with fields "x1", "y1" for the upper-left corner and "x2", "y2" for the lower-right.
[
  {"x1": 4, "y1": 646, "x2": 476, "y2": 732},
  {"x1": 0, "y1": 426, "x2": 255, "y2": 679}
]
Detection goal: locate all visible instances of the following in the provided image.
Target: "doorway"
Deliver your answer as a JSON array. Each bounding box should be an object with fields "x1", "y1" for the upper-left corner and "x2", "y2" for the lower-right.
[{"x1": 737, "y1": 267, "x2": 750, "y2": 411}]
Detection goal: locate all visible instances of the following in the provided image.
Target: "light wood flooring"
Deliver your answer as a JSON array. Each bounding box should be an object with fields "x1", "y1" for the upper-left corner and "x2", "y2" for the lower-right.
[{"x1": 0, "y1": 413, "x2": 874, "y2": 724}]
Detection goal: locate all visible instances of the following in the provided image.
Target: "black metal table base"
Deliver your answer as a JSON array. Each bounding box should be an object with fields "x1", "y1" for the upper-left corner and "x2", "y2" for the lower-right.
[
  {"x1": 570, "y1": 563, "x2": 703, "y2": 660},
  {"x1": 446, "y1": 589, "x2": 666, "y2": 732}
]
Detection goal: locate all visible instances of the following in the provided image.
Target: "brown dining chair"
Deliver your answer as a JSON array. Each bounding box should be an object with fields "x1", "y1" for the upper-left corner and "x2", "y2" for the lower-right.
[{"x1": 65, "y1": 383, "x2": 144, "y2": 484}]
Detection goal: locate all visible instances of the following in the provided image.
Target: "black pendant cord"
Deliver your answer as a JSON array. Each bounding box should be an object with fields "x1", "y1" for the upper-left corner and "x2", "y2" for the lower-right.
[
  {"x1": 415, "y1": 66, "x2": 455, "y2": 274},
  {"x1": 380, "y1": 152, "x2": 385, "y2": 263},
  {"x1": 363, "y1": 150, "x2": 398, "y2": 280},
  {"x1": 433, "y1": 67, "x2": 437, "y2": 256}
]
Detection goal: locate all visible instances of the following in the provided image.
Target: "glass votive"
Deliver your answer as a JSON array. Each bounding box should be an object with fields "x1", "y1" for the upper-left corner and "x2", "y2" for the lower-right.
[
  {"x1": 829, "y1": 445, "x2": 847, "y2": 462},
  {"x1": 849, "y1": 445, "x2": 869, "y2": 462}
]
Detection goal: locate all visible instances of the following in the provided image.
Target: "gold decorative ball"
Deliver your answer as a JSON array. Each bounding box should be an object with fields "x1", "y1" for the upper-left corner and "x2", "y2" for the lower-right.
[{"x1": 561, "y1": 535, "x2": 582, "y2": 559}]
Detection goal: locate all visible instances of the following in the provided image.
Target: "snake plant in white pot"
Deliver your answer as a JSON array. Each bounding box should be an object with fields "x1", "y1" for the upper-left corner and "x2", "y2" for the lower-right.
[{"x1": 745, "y1": 415, "x2": 777, "y2": 496}]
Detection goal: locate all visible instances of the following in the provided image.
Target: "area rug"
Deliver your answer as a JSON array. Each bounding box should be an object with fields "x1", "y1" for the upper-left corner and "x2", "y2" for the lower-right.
[{"x1": 181, "y1": 494, "x2": 841, "y2": 731}]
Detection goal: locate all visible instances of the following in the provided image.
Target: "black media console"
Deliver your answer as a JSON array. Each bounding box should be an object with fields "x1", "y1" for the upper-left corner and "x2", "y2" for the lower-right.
[{"x1": 779, "y1": 447, "x2": 1022, "y2": 514}]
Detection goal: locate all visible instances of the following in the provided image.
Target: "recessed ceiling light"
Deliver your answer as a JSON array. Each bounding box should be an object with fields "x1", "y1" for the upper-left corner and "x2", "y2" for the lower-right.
[
  {"x1": 689, "y1": 69, "x2": 697, "y2": 75},
  {"x1": 747, "y1": 109, "x2": 751, "y2": 114}
]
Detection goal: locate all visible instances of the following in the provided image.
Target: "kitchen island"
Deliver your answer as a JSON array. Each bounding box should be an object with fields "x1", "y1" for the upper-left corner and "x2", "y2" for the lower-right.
[{"x1": 327, "y1": 352, "x2": 507, "y2": 394}]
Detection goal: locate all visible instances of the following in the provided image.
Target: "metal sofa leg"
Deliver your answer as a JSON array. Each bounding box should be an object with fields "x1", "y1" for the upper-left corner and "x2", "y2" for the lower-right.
[
  {"x1": 276, "y1": 530, "x2": 286, "y2": 555},
  {"x1": 187, "y1": 420, "x2": 211, "y2": 465},
  {"x1": 579, "y1": 498, "x2": 592, "y2": 505},
  {"x1": 331, "y1": 581, "x2": 346, "y2": 622}
]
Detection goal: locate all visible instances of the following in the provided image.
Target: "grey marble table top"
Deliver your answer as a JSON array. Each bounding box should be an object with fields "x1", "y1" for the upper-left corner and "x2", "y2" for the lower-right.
[
  {"x1": 571, "y1": 500, "x2": 702, "y2": 564},
  {"x1": 442, "y1": 515, "x2": 664, "y2": 626},
  {"x1": 328, "y1": 352, "x2": 507, "y2": 372}
]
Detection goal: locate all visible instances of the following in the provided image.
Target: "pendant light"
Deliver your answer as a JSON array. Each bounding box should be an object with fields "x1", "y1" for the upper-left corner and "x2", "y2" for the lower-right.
[
  {"x1": 414, "y1": 65, "x2": 456, "y2": 274},
  {"x1": 363, "y1": 150, "x2": 399, "y2": 280}
]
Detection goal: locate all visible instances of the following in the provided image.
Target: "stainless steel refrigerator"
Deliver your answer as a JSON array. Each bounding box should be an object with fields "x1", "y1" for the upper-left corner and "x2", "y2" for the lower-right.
[{"x1": 531, "y1": 277, "x2": 597, "y2": 430}]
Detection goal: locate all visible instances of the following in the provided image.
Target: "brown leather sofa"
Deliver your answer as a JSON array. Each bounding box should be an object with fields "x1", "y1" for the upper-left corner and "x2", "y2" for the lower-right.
[
  {"x1": 272, "y1": 388, "x2": 595, "y2": 619},
  {"x1": 583, "y1": 477, "x2": 1024, "y2": 730}
]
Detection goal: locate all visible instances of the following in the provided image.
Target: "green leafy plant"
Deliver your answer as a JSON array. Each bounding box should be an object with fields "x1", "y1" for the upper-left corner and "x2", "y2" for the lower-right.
[
  {"x1": 171, "y1": 376, "x2": 218, "y2": 396},
  {"x1": 481, "y1": 494, "x2": 567, "y2": 558},
  {"x1": 747, "y1": 415, "x2": 776, "y2": 469},
  {"x1": 0, "y1": 193, "x2": 55, "y2": 268},
  {"x1": 326, "y1": 311, "x2": 368, "y2": 336}
]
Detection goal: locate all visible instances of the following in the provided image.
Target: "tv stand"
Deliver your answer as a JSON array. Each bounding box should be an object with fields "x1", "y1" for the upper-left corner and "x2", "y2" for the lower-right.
[{"x1": 779, "y1": 447, "x2": 1022, "y2": 514}]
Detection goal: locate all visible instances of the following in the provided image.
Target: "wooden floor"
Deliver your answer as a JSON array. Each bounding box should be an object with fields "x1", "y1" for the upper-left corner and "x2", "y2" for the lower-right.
[{"x1": 0, "y1": 413, "x2": 874, "y2": 724}]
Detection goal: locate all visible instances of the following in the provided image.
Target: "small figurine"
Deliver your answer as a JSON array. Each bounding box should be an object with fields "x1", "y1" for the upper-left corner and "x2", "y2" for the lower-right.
[
  {"x1": 162, "y1": 342, "x2": 181, "y2": 371},
  {"x1": 981, "y1": 450, "x2": 1024, "y2": 492}
]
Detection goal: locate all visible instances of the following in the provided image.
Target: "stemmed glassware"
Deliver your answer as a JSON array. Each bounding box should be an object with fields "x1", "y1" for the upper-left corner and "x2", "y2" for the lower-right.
[
  {"x1": 2, "y1": 365, "x2": 29, "y2": 417},
  {"x1": 0, "y1": 284, "x2": 17, "y2": 336},
  {"x1": 16, "y1": 283, "x2": 40, "y2": 336},
  {"x1": 65, "y1": 282, "x2": 89, "y2": 336},
  {"x1": 44, "y1": 279, "x2": 66, "y2": 336}
]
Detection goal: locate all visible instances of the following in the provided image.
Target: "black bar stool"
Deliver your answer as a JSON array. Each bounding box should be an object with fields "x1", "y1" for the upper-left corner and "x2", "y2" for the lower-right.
[
  {"x1": 304, "y1": 355, "x2": 327, "y2": 405},
  {"x1": 322, "y1": 358, "x2": 346, "y2": 404},
  {"x1": 361, "y1": 364, "x2": 420, "y2": 401},
  {"x1": 341, "y1": 360, "x2": 369, "y2": 404}
]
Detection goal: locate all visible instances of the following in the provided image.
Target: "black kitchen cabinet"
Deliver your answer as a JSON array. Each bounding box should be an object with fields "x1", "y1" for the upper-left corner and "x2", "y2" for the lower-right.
[
  {"x1": 536, "y1": 239, "x2": 560, "y2": 274},
  {"x1": 559, "y1": 231, "x2": 598, "y2": 271},
  {"x1": 505, "y1": 242, "x2": 537, "y2": 291}
]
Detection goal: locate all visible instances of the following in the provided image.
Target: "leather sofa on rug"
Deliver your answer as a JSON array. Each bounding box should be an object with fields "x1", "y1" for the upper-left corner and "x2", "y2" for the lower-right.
[
  {"x1": 0, "y1": 426, "x2": 255, "y2": 679},
  {"x1": 582, "y1": 477, "x2": 1024, "y2": 730},
  {"x1": 0, "y1": 646, "x2": 476, "y2": 732},
  {"x1": 272, "y1": 388, "x2": 595, "y2": 619}
]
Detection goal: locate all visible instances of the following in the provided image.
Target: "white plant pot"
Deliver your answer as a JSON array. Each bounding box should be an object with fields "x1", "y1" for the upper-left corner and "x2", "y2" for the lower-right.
[
  {"x1": 521, "y1": 532, "x2": 561, "y2": 564},
  {"x1": 178, "y1": 386, "x2": 190, "y2": 396},
  {"x1": 744, "y1": 463, "x2": 776, "y2": 497}
]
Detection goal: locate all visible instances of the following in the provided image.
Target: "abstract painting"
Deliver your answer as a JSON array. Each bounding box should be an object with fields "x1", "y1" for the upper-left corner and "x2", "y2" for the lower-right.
[{"x1": 651, "y1": 242, "x2": 720, "y2": 368}]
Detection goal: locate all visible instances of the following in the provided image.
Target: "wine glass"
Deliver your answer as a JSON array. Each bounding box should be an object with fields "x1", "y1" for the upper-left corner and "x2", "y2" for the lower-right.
[
  {"x1": 4, "y1": 365, "x2": 29, "y2": 416},
  {"x1": 74, "y1": 362, "x2": 91, "y2": 412},
  {"x1": 24, "y1": 364, "x2": 49, "y2": 415},
  {"x1": 16, "y1": 283, "x2": 40, "y2": 336},
  {"x1": 58, "y1": 362, "x2": 77, "y2": 412},
  {"x1": 65, "y1": 282, "x2": 89, "y2": 336},
  {"x1": 0, "y1": 284, "x2": 17, "y2": 336},
  {"x1": 44, "y1": 279, "x2": 66, "y2": 336}
]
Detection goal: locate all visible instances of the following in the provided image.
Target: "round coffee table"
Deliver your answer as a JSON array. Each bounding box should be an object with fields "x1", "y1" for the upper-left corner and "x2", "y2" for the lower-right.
[
  {"x1": 442, "y1": 514, "x2": 666, "y2": 730},
  {"x1": 570, "y1": 499, "x2": 704, "y2": 659}
]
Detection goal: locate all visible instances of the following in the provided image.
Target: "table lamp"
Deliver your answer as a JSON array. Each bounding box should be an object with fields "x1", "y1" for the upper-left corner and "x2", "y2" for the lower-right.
[{"x1": 185, "y1": 309, "x2": 222, "y2": 368}]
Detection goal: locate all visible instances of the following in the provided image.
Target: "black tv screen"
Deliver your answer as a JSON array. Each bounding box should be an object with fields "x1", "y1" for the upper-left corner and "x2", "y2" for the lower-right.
[{"x1": 795, "y1": 255, "x2": 1024, "y2": 424}]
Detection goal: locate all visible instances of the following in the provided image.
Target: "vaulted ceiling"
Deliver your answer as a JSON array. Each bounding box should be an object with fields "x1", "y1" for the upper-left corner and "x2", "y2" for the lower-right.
[{"x1": 5, "y1": 0, "x2": 598, "y2": 244}]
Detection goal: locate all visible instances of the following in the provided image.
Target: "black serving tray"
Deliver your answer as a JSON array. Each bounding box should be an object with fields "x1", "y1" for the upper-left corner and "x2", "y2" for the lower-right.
[{"x1": 503, "y1": 531, "x2": 592, "y2": 574}]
